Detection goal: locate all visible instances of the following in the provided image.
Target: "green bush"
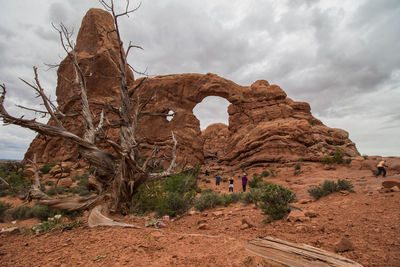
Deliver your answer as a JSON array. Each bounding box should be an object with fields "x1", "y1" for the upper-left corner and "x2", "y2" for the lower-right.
[
  {"x1": 248, "y1": 176, "x2": 263, "y2": 188},
  {"x1": 45, "y1": 181, "x2": 54, "y2": 186},
  {"x1": 258, "y1": 182, "x2": 296, "y2": 221},
  {"x1": 131, "y1": 170, "x2": 199, "y2": 217},
  {"x1": 11, "y1": 206, "x2": 33, "y2": 220},
  {"x1": 77, "y1": 174, "x2": 89, "y2": 187},
  {"x1": 294, "y1": 164, "x2": 302, "y2": 176},
  {"x1": 220, "y1": 192, "x2": 242, "y2": 207},
  {"x1": 221, "y1": 177, "x2": 228, "y2": 183},
  {"x1": 337, "y1": 179, "x2": 354, "y2": 192},
  {"x1": 261, "y1": 170, "x2": 270, "y2": 177},
  {"x1": 332, "y1": 149, "x2": 344, "y2": 164},
  {"x1": 322, "y1": 155, "x2": 333, "y2": 165},
  {"x1": 39, "y1": 162, "x2": 55, "y2": 174},
  {"x1": 0, "y1": 200, "x2": 12, "y2": 219},
  {"x1": 46, "y1": 188, "x2": 56, "y2": 196},
  {"x1": 362, "y1": 154, "x2": 368, "y2": 160},
  {"x1": 241, "y1": 188, "x2": 262, "y2": 205},
  {"x1": 322, "y1": 149, "x2": 344, "y2": 165},
  {"x1": 193, "y1": 191, "x2": 223, "y2": 211},
  {"x1": 156, "y1": 191, "x2": 194, "y2": 217},
  {"x1": 308, "y1": 179, "x2": 355, "y2": 200},
  {"x1": 345, "y1": 158, "x2": 352, "y2": 165},
  {"x1": 269, "y1": 168, "x2": 276, "y2": 177},
  {"x1": 322, "y1": 180, "x2": 338, "y2": 193},
  {"x1": 11, "y1": 203, "x2": 82, "y2": 221}
]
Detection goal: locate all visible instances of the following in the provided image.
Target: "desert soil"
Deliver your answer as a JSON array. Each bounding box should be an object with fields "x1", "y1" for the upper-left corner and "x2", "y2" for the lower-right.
[{"x1": 1, "y1": 165, "x2": 400, "y2": 267}]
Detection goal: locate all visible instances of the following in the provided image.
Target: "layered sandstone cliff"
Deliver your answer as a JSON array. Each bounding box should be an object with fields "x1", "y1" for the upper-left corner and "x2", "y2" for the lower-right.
[{"x1": 24, "y1": 8, "x2": 359, "y2": 168}]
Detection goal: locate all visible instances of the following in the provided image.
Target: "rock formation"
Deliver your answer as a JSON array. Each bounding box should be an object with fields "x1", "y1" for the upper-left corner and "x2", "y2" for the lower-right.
[{"x1": 24, "y1": 8, "x2": 359, "y2": 169}]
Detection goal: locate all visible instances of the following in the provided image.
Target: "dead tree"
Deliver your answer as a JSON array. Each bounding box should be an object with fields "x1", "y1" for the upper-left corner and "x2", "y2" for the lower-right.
[{"x1": 0, "y1": 0, "x2": 177, "y2": 227}]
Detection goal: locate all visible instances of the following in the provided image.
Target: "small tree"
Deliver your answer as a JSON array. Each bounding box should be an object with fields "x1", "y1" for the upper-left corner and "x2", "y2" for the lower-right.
[{"x1": 0, "y1": 0, "x2": 179, "y2": 227}]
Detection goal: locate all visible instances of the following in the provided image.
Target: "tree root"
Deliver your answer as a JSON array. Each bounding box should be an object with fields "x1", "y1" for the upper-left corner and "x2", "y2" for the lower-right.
[{"x1": 88, "y1": 204, "x2": 141, "y2": 229}]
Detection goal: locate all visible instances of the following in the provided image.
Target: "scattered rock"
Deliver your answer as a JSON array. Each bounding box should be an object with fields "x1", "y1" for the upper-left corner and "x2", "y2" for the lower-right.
[
  {"x1": 241, "y1": 218, "x2": 254, "y2": 228},
  {"x1": 59, "y1": 178, "x2": 73, "y2": 188},
  {"x1": 150, "y1": 231, "x2": 164, "y2": 238},
  {"x1": 382, "y1": 180, "x2": 400, "y2": 189},
  {"x1": 212, "y1": 211, "x2": 224, "y2": 218},
  {"x1": 334, "y1": 237, "x2": 354, "y2": 252},
  {"x1": 304, "y1": 210, "x2": 318, "y2": 218},
  {"x1": 198, "y1": 223, "x2": 208, "y2": 230},
  {"x1": 391, "y1": 186, "x2": 400, "y2": 192},
  {"x1": 197, "y1": 219, "x2": 207, "y2": 225},
  {"x1": 240, "y1": 223, "x2": 250, "y2": 230},
  {"x1": 23, "y1": 168, "x2": 35, "y2": 178},
  {"x1": 298, "y1": 199, "x2": 312, "y2": 204},
  {"x1": 287, "y1": 210, "x2": 310, "y2": 222}
]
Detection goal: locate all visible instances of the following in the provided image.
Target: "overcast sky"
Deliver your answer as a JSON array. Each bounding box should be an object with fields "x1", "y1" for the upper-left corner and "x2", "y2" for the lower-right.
[{"x1": 0, "y1": 0, "x2": 399, "y2": 159}]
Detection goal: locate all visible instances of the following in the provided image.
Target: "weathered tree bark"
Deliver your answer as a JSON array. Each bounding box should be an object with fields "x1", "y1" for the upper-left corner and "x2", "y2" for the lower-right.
[
  {"x1": 0, "y1": 0, "x2": 179, "y2": 226},
  {"x1": 246, "y1": 236, "x2": 363, "y2": 267}
]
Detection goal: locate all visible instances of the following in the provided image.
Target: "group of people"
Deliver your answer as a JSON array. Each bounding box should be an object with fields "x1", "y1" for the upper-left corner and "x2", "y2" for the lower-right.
[
  {"x1": 206, "y1": 159, "x2": 389, "y2": 193},
  {"x1": 213, "y1": 172, "x2": 249, "y2": 192}
]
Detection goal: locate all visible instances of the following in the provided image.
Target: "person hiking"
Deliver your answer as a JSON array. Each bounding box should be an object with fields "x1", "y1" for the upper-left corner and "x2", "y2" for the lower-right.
[
  {"x1": 215, "y1": 174, "x2": 221, "y2": 186},
  {"x1": 229, "y1": 176, "x2": 234, "y2": 192},
  {"x1": 242, "y1": 173, "x2": 248, "y2": 192},
  {"x1": 376, "y1": 160, "x2": 387, "y2": 178}
]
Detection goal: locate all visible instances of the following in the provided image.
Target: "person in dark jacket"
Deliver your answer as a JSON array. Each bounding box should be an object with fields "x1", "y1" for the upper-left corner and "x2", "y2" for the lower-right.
[
  {"x1": 215, "y1": 174, "x2": 221, "y2": 186},
  {"x1": 242, "y1": 173, "x2": 248, "y2": 192}
]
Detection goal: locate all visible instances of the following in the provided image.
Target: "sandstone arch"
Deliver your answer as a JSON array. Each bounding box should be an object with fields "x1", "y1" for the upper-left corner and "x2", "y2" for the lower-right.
[{"x1": 24, "y1": 8, "x2": 359, "y2": 170}]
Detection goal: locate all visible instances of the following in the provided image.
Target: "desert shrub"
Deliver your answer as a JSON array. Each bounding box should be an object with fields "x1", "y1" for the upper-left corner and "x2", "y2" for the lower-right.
[
  {"x1": 261, "y1": 170, "x2": 270, "y2": 177},
  {"x1": 193, "y1": 191, "x2": 223, "y2": 211},
  {"x1": 155, "y1": 191, "x2": 194, "y2": 217},
  {"x1": 308, "y1": 179, "x2": 355, "y2": 200},
  {"x1": 258, "y1": 182, "x2": 296, "y2": 221},
  {"x1": 39, "y1": 162, "x2": 55, "y2": 174},
  {"x1": 11, "y1": 206, "x2": 33, "y2": 220},
  {"x1": 11, "y1": 203, "x2": 82, "y2": 221},
  {"x1": 362, "y1": 154, "x2": 368, "y2": 160},
  {"x1": 220, "y1": 192, "x2": 242, "y2": 207},
  {"x1": 248, "y1": 176, "x2": 263, "y2": 188},
  {"x1": 322, "y1": 149, "x2": 344, "y2": 165},
  {"x1": 46, "y1": 188, "x2": 56, "y2": 196},
  {"x1": 269, "y1": 168, "x2": 276, "y2": 177},
  {"x1": 241, "y1": 188, "x2": 262, "y2": 205},
  {"x1": 337, "y1": 179, "x2": 355, "y2": 192},
  {"x1": 221, "y1": 177, "x2": 228, "y2": 183},
  {"x1": 0, "y1": 167, "x2": 30, "y2": 194},
  {"x1": 345, "y1": 158, "x2": 352, "y2": 165},
  {"x1": 294, "y1": 163, "x2": 301, "y2": 176},
  {"x1": 322, "y1": 155, "x2": 333, "y2": 165},
  {"x1": 77, "y1": 174, "x2": 89, "y2": 187},
  {"x1": 131, "y1": 169, "x2": 199, "y2": 217},
  {"x1": 332, "y1": 149, "x2": 344, "y2": 164},
  {"x1": 45, "y1": 180, "x2": 54, "y2": 186},
  {"x1": 78, "y1": 189, "x2": 91, "y2": 196},
  {"x1": 322, "y1": 180, "x2": 338, "y2": 193},
  {"x1": 0, "y1": 201, "x2": 12, "y2": 219}
]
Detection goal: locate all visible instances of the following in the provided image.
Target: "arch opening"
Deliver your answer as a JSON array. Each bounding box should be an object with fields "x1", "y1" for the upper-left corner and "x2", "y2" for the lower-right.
[{"x1": 192, "y1": 96, "x2": 230, "y2": 130}]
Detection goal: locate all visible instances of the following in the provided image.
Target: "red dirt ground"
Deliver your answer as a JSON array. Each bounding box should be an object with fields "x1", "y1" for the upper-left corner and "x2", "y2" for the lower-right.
[{"x1": 1, "y1": 164, "x2": 400, "y2": 266}]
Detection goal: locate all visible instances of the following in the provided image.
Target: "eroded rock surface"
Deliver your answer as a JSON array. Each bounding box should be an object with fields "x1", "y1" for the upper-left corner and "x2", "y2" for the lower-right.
[{"x1": 24, "y1": 8, "x2": 359, "y2": 169}]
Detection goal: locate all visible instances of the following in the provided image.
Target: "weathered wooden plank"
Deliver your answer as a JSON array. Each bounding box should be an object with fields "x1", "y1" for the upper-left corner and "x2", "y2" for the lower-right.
[{"x1": 245, "y1": 236, "x2": 363, "y2": 267}]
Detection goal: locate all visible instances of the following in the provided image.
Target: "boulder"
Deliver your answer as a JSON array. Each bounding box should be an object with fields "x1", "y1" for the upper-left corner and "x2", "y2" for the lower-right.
[{"x1": 334, "y1": 237, "x2": 354, "y2": 252}]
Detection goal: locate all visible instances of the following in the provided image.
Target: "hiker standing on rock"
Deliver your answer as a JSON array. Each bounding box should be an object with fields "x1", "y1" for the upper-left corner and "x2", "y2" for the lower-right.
[
  {"x1": 376, "y1": 160, "x2": 387, "y2": 178},
  {"x1": 215, "y1": 174, "x2": 221, "y2": 186},
  {"x1": 242, "y1": 173, "x2": 248, "y2": 192},
  {"x1": 229, "y1": 175, "x2": 234, "y2": 192}
]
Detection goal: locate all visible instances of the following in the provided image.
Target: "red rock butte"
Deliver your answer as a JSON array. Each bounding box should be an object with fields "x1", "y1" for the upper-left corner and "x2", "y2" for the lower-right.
[{"x1": 24, "y1": 8, "x2": 359, "y2": 169}]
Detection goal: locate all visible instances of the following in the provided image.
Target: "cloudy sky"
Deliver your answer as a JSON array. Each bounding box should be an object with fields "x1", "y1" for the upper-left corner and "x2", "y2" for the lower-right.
[{"x1": 0, "y1": 0, "x2": 399, "y2": 159}]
